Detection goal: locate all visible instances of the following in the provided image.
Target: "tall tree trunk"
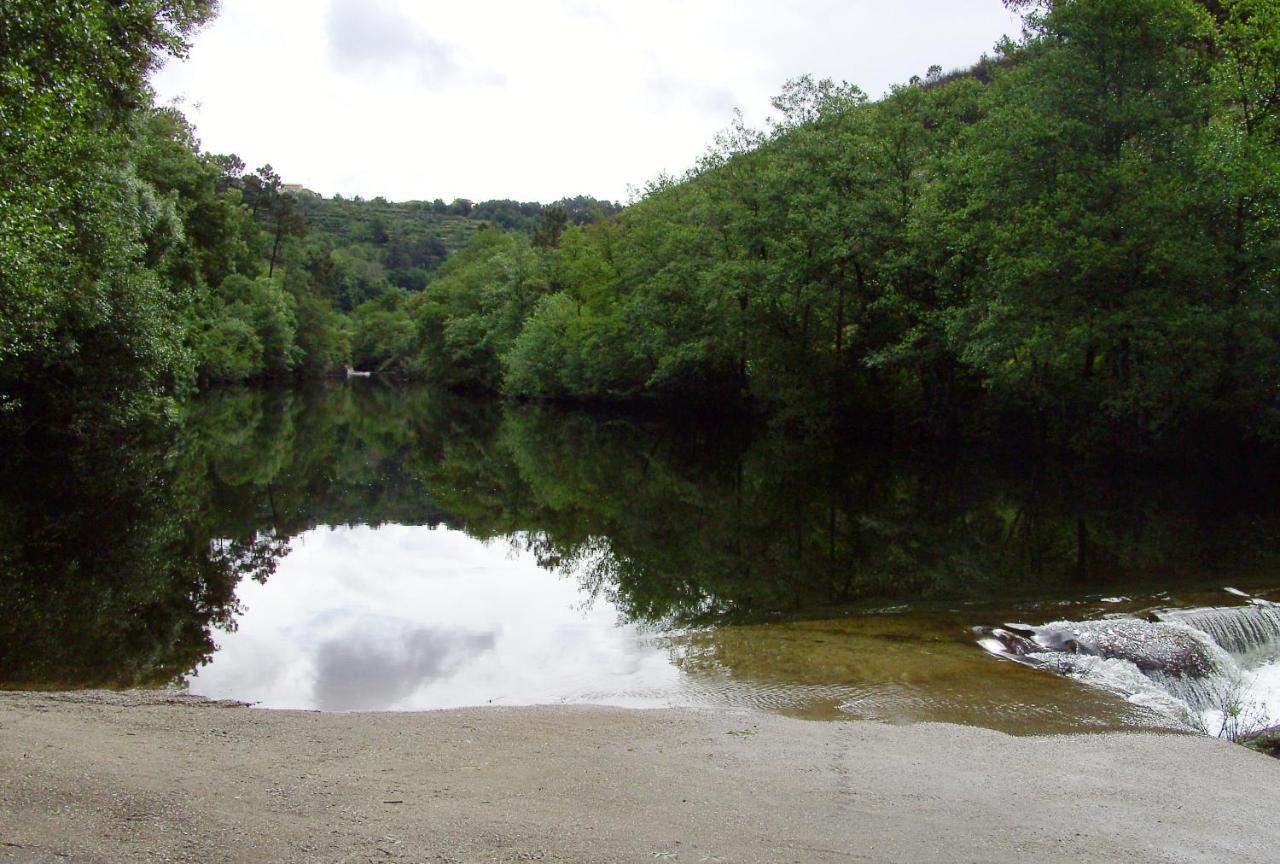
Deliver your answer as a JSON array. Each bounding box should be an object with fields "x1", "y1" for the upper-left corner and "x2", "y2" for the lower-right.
[{"x1": 269, "y1": 225, "x2": 284, "y2": 278}]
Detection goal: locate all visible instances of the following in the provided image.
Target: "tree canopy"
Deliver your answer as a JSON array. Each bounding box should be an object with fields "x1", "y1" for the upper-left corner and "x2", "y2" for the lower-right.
[
  {"x1": 3, "y1": 0, "x2": 1277, "y2": 455},
  {"x1": 383, "y1": 0, "x2": 1280, "y2": 452}
]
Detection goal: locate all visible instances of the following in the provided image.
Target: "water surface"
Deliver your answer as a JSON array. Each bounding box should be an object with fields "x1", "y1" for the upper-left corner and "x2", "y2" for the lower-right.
[{"x1": 3, "y1": 383, "x2": 1278, "y2": 734}]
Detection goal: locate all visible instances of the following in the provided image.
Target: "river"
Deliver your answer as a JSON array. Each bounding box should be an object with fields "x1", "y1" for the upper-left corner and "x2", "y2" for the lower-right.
[{"x1": 3, "y1": 381, "x2": 1278, "y2": 737}]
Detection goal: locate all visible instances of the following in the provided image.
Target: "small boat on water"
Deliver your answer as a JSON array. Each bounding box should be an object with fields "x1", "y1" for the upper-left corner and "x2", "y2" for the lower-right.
[{"x1": 345, "y1": 366, "x2": 372, "y2": 378}]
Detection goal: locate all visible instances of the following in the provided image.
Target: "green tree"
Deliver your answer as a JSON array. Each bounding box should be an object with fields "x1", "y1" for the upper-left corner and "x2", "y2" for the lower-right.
[
  {"x1": 294, "y1": 296, "x2": 350, "y2": 377},
  {"x1": 266, "y1": 190, "x2": 307, "y2": 278},
  {"x1": 940, "y1": 0, "x2": 1228, "y2": 445},
  {"x1": 414, "y1": 228, "x2": 547, "y2": 387},
  {"x1": 350, "y1": 289, "x2": 418, "y2": 373},
  {"x1": 197, "y1": 316, "x2": 262, "y2": 383},
  {"x1": 533, "y1": 206, "x2": 570, "y2": 249},
  {"x1": 0, "y1": 0, "x2": 217, "y2": 427}
]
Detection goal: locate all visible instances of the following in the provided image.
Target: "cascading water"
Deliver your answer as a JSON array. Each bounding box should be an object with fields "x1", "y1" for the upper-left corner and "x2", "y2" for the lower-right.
[
  {"x1": 980, "y1": 592, "x2": 1280, "y2": 738},
  {"x1": 1155, "y1": 604, "x2": 1280, "y2": 662}
]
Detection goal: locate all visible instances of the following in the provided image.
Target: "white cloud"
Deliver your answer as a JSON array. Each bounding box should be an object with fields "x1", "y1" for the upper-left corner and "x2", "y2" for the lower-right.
[
  {"x1": 327, "y1": 0, "x2": 459, "y2": 82},
  {"x1": 644, "y1": 76, "x2": 739, "y2": 116},
  {"x1": 152, "y1": 0, "x2": 1022, "y2": 203}
]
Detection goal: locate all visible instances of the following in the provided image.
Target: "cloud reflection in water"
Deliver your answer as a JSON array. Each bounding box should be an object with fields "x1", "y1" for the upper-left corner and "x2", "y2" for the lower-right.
[
  {"x1": 186, "y1": 524, "x2": 679, "y2": 711},
  {"x1": 312, "y1": 625, "x2": 497, "y2": 711}
]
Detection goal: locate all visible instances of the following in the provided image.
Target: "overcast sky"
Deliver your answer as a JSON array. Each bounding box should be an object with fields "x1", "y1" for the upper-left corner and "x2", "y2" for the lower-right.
[{"x1": 151, "y1": 0, "x2": 1022, "y2": 204}]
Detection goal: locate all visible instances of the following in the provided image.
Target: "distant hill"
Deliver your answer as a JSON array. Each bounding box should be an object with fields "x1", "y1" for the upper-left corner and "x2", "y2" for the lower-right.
[{"x1": 288, "y1": 192, "x2": 619, "y2": 306}]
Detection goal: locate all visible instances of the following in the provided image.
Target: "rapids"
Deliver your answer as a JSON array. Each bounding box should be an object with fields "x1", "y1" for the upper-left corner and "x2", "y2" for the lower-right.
[{"x1": 981, "y1": 592, "x2": 1280, "y2": 738}]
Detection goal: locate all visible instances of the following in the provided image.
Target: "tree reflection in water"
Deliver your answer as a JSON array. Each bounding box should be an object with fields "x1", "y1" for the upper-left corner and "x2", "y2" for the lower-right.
[{"x1": 1, "y1": 380, "x2": 1276, "y2": 691}]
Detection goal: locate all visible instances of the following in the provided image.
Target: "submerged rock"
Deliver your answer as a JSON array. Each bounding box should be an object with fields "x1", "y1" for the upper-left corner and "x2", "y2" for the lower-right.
[
  {"x1": 982, "y1": 603, "x2": 1280, "y2": 737},
  {"x1": 1032, "y1": 619, "x2": 1226, "y2": 679},
  {"x1": 987, "y1": 627, "x2": 1040, "y2": 657}
]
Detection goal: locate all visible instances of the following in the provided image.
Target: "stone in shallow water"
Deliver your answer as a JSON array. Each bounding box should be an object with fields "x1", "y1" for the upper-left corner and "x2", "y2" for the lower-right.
[{"x1": 1032, "y1": 619, "x2": 1225, "y2": 678}]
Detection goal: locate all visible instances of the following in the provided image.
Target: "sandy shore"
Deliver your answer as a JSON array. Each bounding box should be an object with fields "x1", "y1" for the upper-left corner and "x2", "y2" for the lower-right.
[{"x1": 0, "y1": 691, "x2": 1275, "y2": 864}]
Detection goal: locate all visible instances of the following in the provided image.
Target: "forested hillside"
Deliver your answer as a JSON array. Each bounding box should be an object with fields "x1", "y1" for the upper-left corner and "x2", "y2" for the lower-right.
[
  {"x1": 287, "y1": 192, "x2": 619, "y2": 306},
  {"x1": 0, "y1": 0, "x2": 614, "y2": 431},
  {"x1": 3, "y1": 0, "x2": 1277, "y2": 454},
  {"x1": 398, "y1": 0, "x2": 1280, "y2": 451}
]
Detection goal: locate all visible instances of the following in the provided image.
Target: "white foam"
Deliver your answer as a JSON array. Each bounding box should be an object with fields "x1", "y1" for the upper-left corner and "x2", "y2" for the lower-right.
[{"x1": 985, "y1": 602, "x2": 1280, "y2": 739}]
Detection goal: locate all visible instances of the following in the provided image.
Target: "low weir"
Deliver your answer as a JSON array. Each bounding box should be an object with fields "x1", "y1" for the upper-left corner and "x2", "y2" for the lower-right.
[{"x1": 980, "y1": 595, "x2": 1280, "y2": 737}]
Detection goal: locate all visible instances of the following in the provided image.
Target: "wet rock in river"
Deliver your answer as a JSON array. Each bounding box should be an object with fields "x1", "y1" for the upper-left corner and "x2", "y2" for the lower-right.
[{"x1": 1032, "y1": 619, "x2": 1225, "y2": 678}]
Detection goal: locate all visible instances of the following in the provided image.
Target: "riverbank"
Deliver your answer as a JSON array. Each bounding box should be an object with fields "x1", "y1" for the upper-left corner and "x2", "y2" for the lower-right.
[{"x1": 1, "y1": 691, "x2": 1276, "y2": 863}]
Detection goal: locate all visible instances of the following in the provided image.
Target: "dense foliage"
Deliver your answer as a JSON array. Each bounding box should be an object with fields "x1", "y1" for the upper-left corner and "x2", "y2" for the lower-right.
[
  {"x1": 1, "y1": 0, "x2": 219, "y2": 427},
  {"x1": 4, "y1": 0, "x2": 1277, "y2": 454},
  {"x1": 395, "y1": 0, "x2": 1280, "y2": 451},
  {"x1": 287, "y1": 192, "x2": 618, "y2": 308},
  {"x1": 0, "y1": 0, "x2": 613, "y2": 431}
]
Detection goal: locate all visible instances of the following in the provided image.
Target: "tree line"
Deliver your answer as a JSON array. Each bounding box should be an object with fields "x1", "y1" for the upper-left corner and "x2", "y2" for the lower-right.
[
  {"x1": 0, "y1": 0, "x2": 614, "y2": 433},
  {"x1": 3, "y1": 0, "x2": 1277, "y2": 454},
  {"x1": 362, "y1": 0, "x2": 1280, "y2": 452}
]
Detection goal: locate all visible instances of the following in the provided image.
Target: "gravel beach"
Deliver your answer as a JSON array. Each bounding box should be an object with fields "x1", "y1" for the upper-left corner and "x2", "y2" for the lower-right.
[{"x1": 0, "y1": 690, "x2": 1276, "y2": 863}]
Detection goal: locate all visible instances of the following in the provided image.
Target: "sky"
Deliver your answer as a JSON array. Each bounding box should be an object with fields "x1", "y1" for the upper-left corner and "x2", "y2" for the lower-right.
[{"x1": 151, "y1": 0, "x2": 1023, "y2": 205}]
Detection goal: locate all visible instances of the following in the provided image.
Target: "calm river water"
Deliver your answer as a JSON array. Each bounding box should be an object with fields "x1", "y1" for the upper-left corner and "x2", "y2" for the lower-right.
[{"x1": 4, "y1": 382, "x2": 1278, "y2": 735}]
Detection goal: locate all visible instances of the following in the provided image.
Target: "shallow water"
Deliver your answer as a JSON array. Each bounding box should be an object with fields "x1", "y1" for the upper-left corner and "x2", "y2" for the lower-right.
[
  {"x1": 4, "y1": 382, "x2": 1278, "y2": 734},
  {"x1": 185, "y1": 521, "x2": 1166, "y2": 733}
]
